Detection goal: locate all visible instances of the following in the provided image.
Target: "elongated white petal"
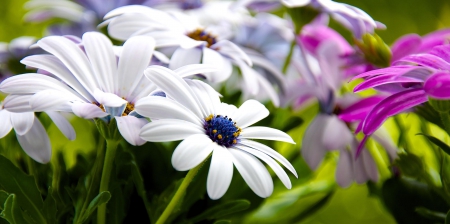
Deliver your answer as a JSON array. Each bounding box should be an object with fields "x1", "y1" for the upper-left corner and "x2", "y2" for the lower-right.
[
  {"x1": 202, "y1": 48, "x2": 232, "y2": 83},
  {"x1": 45, "y1": 111, "x2": 75, "y2": 140},
  {"x1": 229, "y1": 149, "x2": 273, "y2": 198},
  {"x1": 172, "y1": 134, "x2": 214, "y2": 171},
  {"x1": 10, "y1": 112, "x2": 34, "y2": 135},
  {"x1": 30, "y1": 89, "x2": 77, "y2": 112},
  {"x1": 256, "y1": 74, "x2": 280, "y2": 107},
  {"x1": 104, "y1": 5, "x2": 168, "y2": 20},
  {"x1": 236, "y1": 60, "x2": 259, "y2": 95},
  {"x1": 117, "y1": 35, "x2": 155, "y2": 98},
  {"x1": 2, "y1": 95, "x2": 32, "y2": 113},
  {"x1": 135, "y1": 96, "x2": 202, "y2": 125},
  {"x1": 21, "y1": 55, "x2": 94, "y2": 101},
  {"x1": 83, "y1": 32, "x2": 117, "y2": 93},
  {"x1": 240, "y1": 126, "x2": 295, "y2": 144},
  {"x1": 336, "y1": 150, "x2": 354, "y2": 187},
  {"x1": 233, "y1": 100, "x2": 269, "y2": 128},
  {"x1": 302, "y1": 115, "x2": 328, "y2": 170},
  {"x1": 213, "y1": 40, "x2": 252, "y2": 66},
  {"x1": 175, "y1": 64, "x2": 219, "y2": 79},
  {"x1": 93, "y1": 88, "x2": 127, "y2": 107},
  {"x1": 207, "y1": 145, "x2": 234, "y2": 200},
  {"x1": 169, "y1": 47, "x2": 202, "y2": 70},
  {"x1": 106, "y1": 13, "x2": 156, "y2": 40},
  {"x1": 144, "y1": 66, "x2": 203, "y2": 117},
  {"x1": 140, "y1": 119, "x2": 204, "y2": 142},
  {"x1": 360, "y1": 147, "x2": 378, "y2": 182},
  {"x1": 37, "y1": 36, "x2": 98, "y2": 94},
  {"x1": 71, "y1": 103, "x2": 108, "y2": 119},
  {"x1": 239, "y1": 139, "x2": 297, "y2": 177},
  {"x1": 185, "y1": 79, "x2": 221, "y2": 117},
  {"x1": 116, "y1": 116, "x2": 148, "y2": 146},
  {"x1": 16, "y1": 117, "x2": 51, "y2": 164},
  {"x1": 237, "y1": 145, "x2": 292, "y2": 189},
  {"x1": 0, "y1": 110, "x2": 13, "y2": 138},
  {"x1": 218, "y1": 103, "x2": 238, "y2": 118}
]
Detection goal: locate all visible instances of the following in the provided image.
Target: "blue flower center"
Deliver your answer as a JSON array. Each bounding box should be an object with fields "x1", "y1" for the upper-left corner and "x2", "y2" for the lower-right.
[{"x1": 204, "y1": 114, "x2": 241, "y2": 147}]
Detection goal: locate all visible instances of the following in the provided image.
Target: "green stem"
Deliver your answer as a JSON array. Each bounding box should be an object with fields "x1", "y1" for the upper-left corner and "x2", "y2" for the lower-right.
[
  {"x1": 97, "y1": 139, "x2": 119, "y2": 224},
  {"x1": 439, "y1": 111, "x2": 450, "y2": 136},
  {"x1": 156, "y1": 160, "x2": 207, "y2": 224},
  {"x1": 282, "y1": 40, "x2": 296, "y2": 74}
]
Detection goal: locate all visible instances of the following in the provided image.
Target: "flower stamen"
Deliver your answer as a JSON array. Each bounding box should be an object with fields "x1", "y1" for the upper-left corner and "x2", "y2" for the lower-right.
[
  {"x1": 186, "y1": 29, "x2": 217, "y2": 48},
  {"x1": 93, "y1": 102, "x2": 105, "y2": 112},
  {"x1": 122, "y1": 102, "x2": 135, "y2": 116},
  {"x1": 204, "y1": 114, "x2": 241, "y2": 147}
]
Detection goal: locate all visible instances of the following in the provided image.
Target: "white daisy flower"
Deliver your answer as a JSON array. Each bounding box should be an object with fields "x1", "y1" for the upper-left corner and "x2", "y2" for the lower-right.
[
  {"x1": 102, "y1": 5, "x2": 252, "y2": 84},
  {"x1": 0, "y1": 32, "x2": 159, "y2": 146},
  {"x1": 0, "y1": 96, "x2": 75, "y2": 163},
  {"x1": 135, "y1": 65, "x2": 297, "y2": 199}
]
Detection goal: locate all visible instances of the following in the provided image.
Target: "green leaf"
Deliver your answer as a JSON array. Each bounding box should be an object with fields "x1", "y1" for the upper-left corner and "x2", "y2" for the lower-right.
[
  {"x1": 394, "y1": 153, "x2": 425, "y2": 179},
  {"x1": 446, "y1": 209, "x2": 450, "y2": 224},
  {"x1": 417, "y1": 133, "x2": 450, "y2": 155},
  {"x1": 213, "y1": 220, "x2": 231, "y2": 224},
  {"x1": 79, "y1": 191, "x2": 111, "y2": 223},
  {"x1": 415, "y1": 207, "x2": 446, "y2": 221},
  {"x1": 42, "y1": 188, "x2": 57, "y2": 224},
  {"x1": 291, "y1": 192, "x2": 334, "y2": 223},
  {"x1": 189, "y1": 200, "x2": 250, "y2": 223},
  {"x1": 0, "y1": 191, "x2": 8, "y2": 211},
  {"x1": 0, "y1": 194, "x2": 27, "y2": 224},
  {"x1": 0, "y1": 155, "x2": 46, "y2": 223}
]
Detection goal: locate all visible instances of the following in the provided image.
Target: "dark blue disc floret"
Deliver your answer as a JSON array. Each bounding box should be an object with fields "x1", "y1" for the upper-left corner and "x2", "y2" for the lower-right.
[{"x1": 204, "y1": 114, "x2": 241, "y2": 147}]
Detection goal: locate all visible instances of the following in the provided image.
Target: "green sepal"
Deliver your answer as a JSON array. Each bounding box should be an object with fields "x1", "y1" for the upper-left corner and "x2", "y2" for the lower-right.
[
  {"x1": 188, "y1": 200, "x2": 250, "y2": 223},
  {"x1": 95, "y1": 118, "x2": 121, "y2": 141},
  {"x1": 354, "y1": 33, "x2": 392, "y2": 68}
]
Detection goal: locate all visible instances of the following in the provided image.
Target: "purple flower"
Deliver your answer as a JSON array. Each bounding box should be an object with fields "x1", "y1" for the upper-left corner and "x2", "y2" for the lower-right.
[{"x1": 353, "y1": 42, "x2": 450, "y2": 155}]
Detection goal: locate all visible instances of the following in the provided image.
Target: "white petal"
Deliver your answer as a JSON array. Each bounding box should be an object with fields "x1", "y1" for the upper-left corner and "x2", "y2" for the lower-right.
[
  {"x1": 0, "y1": 110, "x2": 13, "y2": 138},
  {"x1": 21, "y1": 55, "x2": 94, "y2": 101},
  {"x1": 116, "y1": 116, "x2": 148, "y2": 146},
  {"x1": 172, "y1": 134, "x2": 214, "y2": 171},
  {"x1": 117, "y1": 35, "x2": 155, "y2": 98},
  {"x1": 185, "y1": 79, "x2": 221, "y2": 117},
  {"x1": 134, "y1": 96, "x2": 202, "y2": 125},
  {"x1": 360, "y1": 146, "x2": 378, "y2": 182},
  {"x1": 256, "y1": 74, "x2": 281, "y2": 107},
  {"x1": 240, "y1": 126, "x2": 295, "y2": 144},
  {"x1": 2, "y1": 95, "x2": 33, "y2": 113},
  {"x1": 169, "y1": 47, "x2": 202, "y2": 70},
  {"x1": 236, "y1": 61, "x2": 259, "y2": 95},
  {"x1": 239, "y1": 139, "x2": 297, "y2": 177},
  {"x1": 229, "y1": 149, "x2": 273, "y2": 198},
  {"x1": 233, "y1": 100, "x2": 269, "y2": 128},
  {"x1": 281, "y1": 0, "x2": 311, "y2": 7},
  {"x1": 30, "y1": 89, "x2": 77, "y2": 112},
  {"x1": 175, "y1": 64, "x2": 219, "y2": 79},
  {"x1": 71, "y1": 103, "x2": 108, "y2": 119},
  {"x1": 237, "y1": 145, "x2": 292, "y2": 189},
  {"x1": 207, "y1": 145, "x2": 234, "y2": 199},
  {"x1": 301, "y1": 115, "x2": 329, "y2": 170},
  {"x1": 213, "y1": 40, "x2": 252, "y2": 66},
  {"x1": 37, "y1": 36, "x2": 98, "y2": 94},
  {"x1": 104, "y1": 5, "x2": 167, "y2": 20},
  {"x1": 144, "y1": 66, "x2": 203, "y2": 117},
  {"x1": 202, "y1": 48, "x2": 232, "y2": 83},
  {"x1": 106, "y1": 13, "x2": 156, "y2": 40},
  {"x1": 93, "y1": 88, "x2": 127, "y2": 107},
  {"x1": 16, "y1": 117, "x2": 51, "y2": 164},
  {"x1": 83, "y1": 32, "x2": 117, "y2": 93},
  {"x1": 140, "y1": 119, "x2": 204, "y2": 142},
  {"x1": 218, "y1": 103, "x2": 238, "y2": 118},
  {"x1": 336, "y1": 150, "x2": 354, "y2": 188},
  {"x1": 322, "y1": 115, "x2": 353, "y2": 150},
  {"x1": 45, "y1": 111, "x2": 75, "y2": 140},
  {"x1": 10, "y1": 112, "x2": 35, "y2": 135}
]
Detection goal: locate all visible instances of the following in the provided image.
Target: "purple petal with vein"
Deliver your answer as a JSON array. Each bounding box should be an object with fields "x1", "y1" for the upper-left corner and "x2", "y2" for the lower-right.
[
  {"x1": 395, "y1": 53, "x2": 450, "y2": 70},
  {"x1": 352, "y1": 65, "x2": 416, "y2": 80},
  {"x1": 429, "y1": 45, "x2": 450, "y2": 63},
  {"x1": 338, "y1": 96, "x2": 385, "y2": 123},
  {"x1": 391, "y1": 34, "x2": 421, "y2": 62},
  {"x1": 424, "y1": 72, "x2": 450, "y2": 99},
  {"x1": 362, "y1": 88, "x2": 428, "y2": 136},
  {"x1": 354, "y1": 74, "x2": 423, "y2": 92}
]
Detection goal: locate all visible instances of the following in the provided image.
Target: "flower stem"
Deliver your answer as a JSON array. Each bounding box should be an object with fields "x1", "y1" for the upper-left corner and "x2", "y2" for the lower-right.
[
  {"x1": 97, "y1": 139, "x2": 119, "y2": 224},
  {"x1": 439, "y1": 111, "x2": 450, "y2": 136},
  {"x1": 282, "y1": 40, "x2": 296, "y2": 74},
  {"x1": 156, "y1": 160, "x2": 207, "y2": 224}
]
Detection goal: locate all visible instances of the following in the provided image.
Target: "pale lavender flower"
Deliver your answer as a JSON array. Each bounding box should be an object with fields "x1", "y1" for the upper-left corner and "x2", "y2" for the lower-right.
[{"x1": 0, "y1": 37, "x2": 42, "y2": 80}]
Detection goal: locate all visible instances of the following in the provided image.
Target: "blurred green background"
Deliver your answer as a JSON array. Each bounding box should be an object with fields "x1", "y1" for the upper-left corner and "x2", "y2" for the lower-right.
[{"x1": 1, "y1": 0, "x2": 449, "y2": 223}]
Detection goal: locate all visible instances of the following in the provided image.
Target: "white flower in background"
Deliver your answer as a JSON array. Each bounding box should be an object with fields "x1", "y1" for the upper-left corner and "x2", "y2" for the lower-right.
[
  {"x1": 135, "y1": 65, "x2": 297, "y2": 199},
  {"x1": 102, "y1": 5, "x2": 252, "y2": 84},
  {"x1": 0, "y1": 96, "x2": 75, "y2": 163},
  {"x1": 0, "y1": 32, "x2": 161, "y2": 146}
]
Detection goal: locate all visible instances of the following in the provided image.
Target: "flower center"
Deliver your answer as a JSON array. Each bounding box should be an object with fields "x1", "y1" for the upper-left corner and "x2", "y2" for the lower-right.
[
  {"x1": 204, "y1": 114, "x2": 241, "y2": 147},
  {"x1": 93, "y1": 102, "x2": 105, "y2": 112},
  {"x1": 122, "y1": 102, "x2": 135, "y2": 116},
  {"x1": 186, "y1": 29, "x2": 217, "y2": 48}
]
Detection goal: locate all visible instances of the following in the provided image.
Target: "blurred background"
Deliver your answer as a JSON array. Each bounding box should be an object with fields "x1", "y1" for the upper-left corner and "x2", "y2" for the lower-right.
[{"x1": 1, "y1": 0, "x2": 449, "y2": 223}]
